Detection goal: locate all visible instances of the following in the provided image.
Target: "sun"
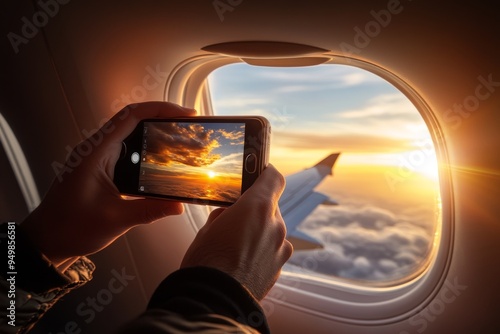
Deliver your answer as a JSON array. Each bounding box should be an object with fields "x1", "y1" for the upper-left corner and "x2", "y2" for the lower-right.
[
  {"x1": 207, "y1": 170, "x2": 217, "y2": 179},
  {"x1": 414, "y1": 153, "x2": 440, "y2": 182}
]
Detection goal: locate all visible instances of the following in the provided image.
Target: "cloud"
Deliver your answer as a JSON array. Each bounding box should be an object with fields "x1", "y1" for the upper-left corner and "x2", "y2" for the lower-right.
[
  {"x1": 255, "y1": 65, "x2": 382, "y2": 87},
  {"x1": 217, "y1": 128, "x2": 244, "y2": 145},
  {"x1": 146, "y1": 122, "x2": 221, "y2": 167},
  {"x1": 272, "y1": 131, "x2": 415, "y2": 153},
  {"x1": 268, "y1": 92, "x2": 431, "y2": 145},
  {"x1": 274, "y1": 85, "x2": 312, "y2": 94},
  {"x1": 260, "y1": 93, "x2": 429, "y2": 143},
  {"x1": 286, "y1": 204, "x2": 435, "y2": 282},
  {"x1": 212, "y1": 97, "x2": 270, "y2": 109},
  {"x1": 337, "y1": 94, "x2": 419, "y2": 119},
  {"x1": 342, "y1": 72, "x2": 371, "y2": 86},
  {"x1": 211, "y1": 152, "x2": 244, "y2": 174}
]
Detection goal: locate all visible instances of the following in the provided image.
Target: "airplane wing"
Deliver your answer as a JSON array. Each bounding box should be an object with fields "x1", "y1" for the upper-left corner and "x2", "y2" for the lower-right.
[{"x1": 279, "y1": 153, "x2": 340, "y2": 250}]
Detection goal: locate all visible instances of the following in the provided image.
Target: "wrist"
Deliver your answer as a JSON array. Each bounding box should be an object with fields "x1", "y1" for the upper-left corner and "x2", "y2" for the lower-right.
[
  {"x1": 20, "y1": 211, "x2": 76, "y2": 270},
  {"x1": 1, "y1": 222, "x2": 82, "y2": 293},
  {"x1": 53, "y1": 256, "x2": 80, "y2": 273}
]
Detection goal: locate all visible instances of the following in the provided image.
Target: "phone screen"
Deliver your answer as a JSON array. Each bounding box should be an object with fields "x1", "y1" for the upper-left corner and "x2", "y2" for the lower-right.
[{"x1": 138, "y1": 121, "x2": 246, "y2": 203}]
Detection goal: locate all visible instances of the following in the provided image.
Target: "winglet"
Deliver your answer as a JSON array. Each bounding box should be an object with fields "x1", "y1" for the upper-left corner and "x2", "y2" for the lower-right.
[{"x1": 314, "y1": 153, "x2": 340, "y2": 175}]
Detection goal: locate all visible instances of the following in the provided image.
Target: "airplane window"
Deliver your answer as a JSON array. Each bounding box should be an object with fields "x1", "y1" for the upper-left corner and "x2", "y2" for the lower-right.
[{"x1": 207, "y1": 63, "x2": 441, "y2": 286}]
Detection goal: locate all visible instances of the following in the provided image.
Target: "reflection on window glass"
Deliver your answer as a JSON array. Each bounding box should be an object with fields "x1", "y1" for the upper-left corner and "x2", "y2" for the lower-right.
[{"x1": 208, "y1": 63, "x2": 441, "y2": 285}]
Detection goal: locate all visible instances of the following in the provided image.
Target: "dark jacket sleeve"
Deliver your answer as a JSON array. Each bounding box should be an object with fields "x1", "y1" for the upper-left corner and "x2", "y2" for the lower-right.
[
  {"x1": 0, "y1": 222, "x2": 95, "y2": 334},
  {"x1": 118, "y1": 267, "x2": 271, "y2": 334}
]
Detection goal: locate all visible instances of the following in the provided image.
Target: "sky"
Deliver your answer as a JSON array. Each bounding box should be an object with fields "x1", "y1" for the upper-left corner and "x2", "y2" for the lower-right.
[{"x1": 208, "y1": 63, "x2": 441, "y2": 285}]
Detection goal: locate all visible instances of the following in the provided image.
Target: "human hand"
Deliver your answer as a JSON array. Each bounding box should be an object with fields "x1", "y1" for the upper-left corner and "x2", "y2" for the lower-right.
[
  {"x1": 180, "y1": 164, "x2": 293, "y2": 300},
  {"x1": 21, "y1": 102, "x2": 195, "y2": 271}
]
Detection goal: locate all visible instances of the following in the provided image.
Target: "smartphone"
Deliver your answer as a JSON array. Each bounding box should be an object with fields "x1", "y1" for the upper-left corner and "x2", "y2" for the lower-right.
[{"x1": 114, "y1": 116, "x2": 270, "y2": 206}]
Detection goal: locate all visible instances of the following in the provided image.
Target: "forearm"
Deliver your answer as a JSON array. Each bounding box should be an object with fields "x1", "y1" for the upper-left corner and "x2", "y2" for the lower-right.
[
  {"x1": 118, "y1": 267, "x2": 270, "y2": 334},
  {"x1": 0, "y1": 222, "x2": 95, "y2": 334}
]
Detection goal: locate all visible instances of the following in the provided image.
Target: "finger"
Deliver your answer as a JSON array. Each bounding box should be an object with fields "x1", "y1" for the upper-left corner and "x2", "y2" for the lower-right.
[
  {"x1": 281, "y1": 239, "x2": 294, "y2": 261},
  {"x1": 104, "y1": 102, "x2": 196, "y2": 145},
  {"x1": 206, "y1": 208, "x2": 226, "y2": 225},
  {"x1": 274, "y1": 207, "x2": 288, "y2": 237},
  {"x1": 239, "y1": 164, "x2": 286, "y2": 207},
  {"x1": 275, "y1": 205, "x2": 285, "y2": 224},
  {"x1": 116, "y1": 198, "x2": 184, "y2": 226}
]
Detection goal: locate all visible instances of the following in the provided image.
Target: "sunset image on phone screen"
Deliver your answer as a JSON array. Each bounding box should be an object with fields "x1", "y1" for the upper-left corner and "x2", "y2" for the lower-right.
[{"x1": 139, "y1": 121, "x2": 245, "y2": 202}]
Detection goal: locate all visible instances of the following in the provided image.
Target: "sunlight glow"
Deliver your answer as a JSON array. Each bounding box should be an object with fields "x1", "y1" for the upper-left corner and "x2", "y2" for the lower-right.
[{"x1": 414, "y1": 153, "x2": 439, "y2": 181}]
